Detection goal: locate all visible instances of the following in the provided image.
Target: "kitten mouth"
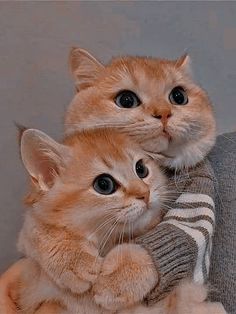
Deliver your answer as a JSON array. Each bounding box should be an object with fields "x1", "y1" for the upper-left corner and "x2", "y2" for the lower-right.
[
  {"x1": 119, "y1": 205, "x2": 147, "y2": 223},
  {"x1": 162, "y1": 129, "x2": 172, "y2": 141}
]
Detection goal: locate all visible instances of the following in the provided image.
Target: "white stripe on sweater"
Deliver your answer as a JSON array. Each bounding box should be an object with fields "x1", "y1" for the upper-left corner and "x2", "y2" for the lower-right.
[
  {"x1": 176, "y1": 193, "x2": 214, "y2": 208},
  {"x1": 161, "y1": 220, "x2": 206, "y2": 283},
  {"x1": 205, "y1": 250, "x2": 210, "y2": 275},
  {"x1": 165, "y1": 219, "x2": 214, "y2": 234},
  {"x1": 205, "y1": 238, "x2": 213, "y2": 275},
  {"x1": 165, "y1": 207, "x2": 215, "y2": 222}
]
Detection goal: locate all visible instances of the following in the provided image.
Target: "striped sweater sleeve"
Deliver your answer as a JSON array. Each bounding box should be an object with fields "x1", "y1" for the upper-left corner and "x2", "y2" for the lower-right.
[{"x1": 135, "y1": 158, "x2": 216, "y2": 305}]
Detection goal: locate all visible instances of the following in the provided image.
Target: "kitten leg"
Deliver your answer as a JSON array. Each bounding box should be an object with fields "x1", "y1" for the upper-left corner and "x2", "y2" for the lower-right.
[
  {"x1": 93, "y1": 243, "x2": 158, "y2": 311},
  {"x1": 0, "y1": 259, "x2": 28, "y2": 314},
  {"x1": 16, "y1": 259, "x2": 68, "y2": 314},
  {"x1": 19, "y1": 220, "x2": 103, "y2": 295}
]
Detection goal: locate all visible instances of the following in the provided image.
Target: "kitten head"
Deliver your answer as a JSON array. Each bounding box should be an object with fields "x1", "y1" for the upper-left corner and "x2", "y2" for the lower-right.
[
  {"x1": 65, "y1": 48, "x2": 216, "y2": 170},
  {"x1": 20, "y1": 128, "x2": 166, "y2": 244}
]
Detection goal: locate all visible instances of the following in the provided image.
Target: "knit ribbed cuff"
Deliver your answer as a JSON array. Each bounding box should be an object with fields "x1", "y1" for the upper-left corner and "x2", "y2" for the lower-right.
[{"x1": 135, "y1": 223, "x2": 197, "y2": 305}]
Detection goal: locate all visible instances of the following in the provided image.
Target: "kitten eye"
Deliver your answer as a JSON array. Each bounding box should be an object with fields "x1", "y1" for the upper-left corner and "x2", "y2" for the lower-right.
[
  {"x1": 114, "y1": 90, "x2": 141, "y2": 108},
  {"x1": 136, "y1": 160, "x2": 149, "y2": 179},
  {"x1": 169, "y1": 86, "x2": 188, "y2": 105},
  {"x1": 93, "y1": 174, "x2": 117, "y2": 195}
]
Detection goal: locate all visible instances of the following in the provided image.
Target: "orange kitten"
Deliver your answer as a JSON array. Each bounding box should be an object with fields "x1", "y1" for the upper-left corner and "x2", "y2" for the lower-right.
[
  {"x1": 16, "y1": 128, "x2": 163, "y2": 313},
  {"x1": 14, "y1": 128, "x2": 225, "y2": 314},
  {"x1": 62, "y1": 49, "x2": 221, "y2": 313},
  {"x1": 65, "y1": 48, "x2": 216, "y2": 169}
]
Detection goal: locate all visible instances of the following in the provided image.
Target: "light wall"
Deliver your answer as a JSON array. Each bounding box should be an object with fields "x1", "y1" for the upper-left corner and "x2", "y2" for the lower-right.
[{"x1": 0, "y1": 1, "x2": 235, "y2": 271}]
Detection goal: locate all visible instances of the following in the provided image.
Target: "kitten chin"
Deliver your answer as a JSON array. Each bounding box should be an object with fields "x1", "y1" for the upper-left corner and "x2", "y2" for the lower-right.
[
  {"x1": 139, "y1": 135, "x2": 169, "y2": 155},
  {"x1": 160, "y1": 131, "x2": 216, "y2": 170}
]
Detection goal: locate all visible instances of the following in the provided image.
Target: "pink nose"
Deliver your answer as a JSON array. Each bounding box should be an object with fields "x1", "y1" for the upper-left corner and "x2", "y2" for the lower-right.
[
  {"x1": 135, "y1": 190, "x2": 150, "y2": 205},
  {"x1": 152, "y1": 109, "x2": 172, "y2": 126},
  {"x1": 127, "y1": 181, "x2": 150, "y2": 205}
]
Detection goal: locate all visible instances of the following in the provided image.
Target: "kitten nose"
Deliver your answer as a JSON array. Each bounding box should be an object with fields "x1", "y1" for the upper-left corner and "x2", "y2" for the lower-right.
[
  {"x1": 152, "y1": 108, "x2": 172, "y2": 127},
  {"x1": 127, "y1": 182, "x2": 150, "y2": 205},
  {"x1": 136, "y1": 191, "x2": 150, "y2": 205}
]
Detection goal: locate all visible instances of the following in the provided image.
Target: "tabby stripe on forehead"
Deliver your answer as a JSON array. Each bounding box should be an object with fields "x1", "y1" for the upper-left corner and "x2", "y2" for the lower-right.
[
  {"x1": 100, "y1": 157, "x2": 113, "y2": 169},
  {"x1": 164, "y1": 215, "x2": 214, "y2": 226}
]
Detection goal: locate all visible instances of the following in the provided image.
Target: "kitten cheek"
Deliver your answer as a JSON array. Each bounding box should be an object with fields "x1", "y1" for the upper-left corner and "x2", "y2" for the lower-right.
[
  {"x1": 140, "y1": 136, "x2": 169, "y2": 154},
  {"x1": 149, "y1": 193, "x2": 161, "y2": 210}
]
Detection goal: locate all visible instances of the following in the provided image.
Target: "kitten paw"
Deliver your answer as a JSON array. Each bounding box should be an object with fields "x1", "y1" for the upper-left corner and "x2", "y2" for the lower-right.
[
  {"x1": 93, "y1": 244, "x2": 158, "y2": 311},
  {"x1": 59, "y1": 270, "x2": 91, "y2": 294},
  {"x1": 75, "y1": 253, "x2": 103, "y2": 285},
  {"x1": 54, "y1": 243, "x2": 103, "y2": 294}
]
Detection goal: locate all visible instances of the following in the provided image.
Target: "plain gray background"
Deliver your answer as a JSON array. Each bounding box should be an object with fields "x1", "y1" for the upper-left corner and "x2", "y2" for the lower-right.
[{"x1": 0, "y1": 1, "x2": 236, "y2": 272}]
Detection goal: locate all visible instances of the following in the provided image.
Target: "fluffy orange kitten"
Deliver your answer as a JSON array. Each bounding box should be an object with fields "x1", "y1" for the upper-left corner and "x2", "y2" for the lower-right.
[
  {"x1": 16, "y1": 127, "x2": 162, "y2": 313},
  {"x1": 14, "y1": 128, "x2": 225, "y2": 314},
  {"x1": 65, "y1": 48, "x2": 216, "y2": 169}
]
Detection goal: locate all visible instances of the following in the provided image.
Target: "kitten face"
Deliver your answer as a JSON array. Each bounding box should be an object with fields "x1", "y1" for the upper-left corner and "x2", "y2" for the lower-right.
[
  {"x1": 65, "y1": 49, "x2": 216, "y2": 169},
  {"x1": 21, "y1": 128, "x2": 166, "y2": 247}
]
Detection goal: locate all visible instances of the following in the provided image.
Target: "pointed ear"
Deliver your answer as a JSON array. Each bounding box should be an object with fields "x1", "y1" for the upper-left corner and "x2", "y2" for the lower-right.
[
  {"x1": 175, "y1": 54, "x2": 192, "y2": 76},
  {"x1": 14, "y1": 122, "x2": 28, "y2": 146},
  {"x1": 20, "y1": 129, "x2": 71, "y2": 191},
  {"x1": 69, "y1": 47, "x2": 104, "y2": 91}
]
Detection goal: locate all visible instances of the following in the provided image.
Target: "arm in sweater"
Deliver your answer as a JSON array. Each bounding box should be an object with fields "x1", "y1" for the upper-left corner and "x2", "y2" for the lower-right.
[{"x1": 135, "y1": 159, "x2": 216, "y2": 305}]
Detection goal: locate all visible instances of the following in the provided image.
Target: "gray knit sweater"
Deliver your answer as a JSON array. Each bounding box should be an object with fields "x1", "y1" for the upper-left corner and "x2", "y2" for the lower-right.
[{"x1": 136, "y1": 158, "x2": 215, "y2": 305}]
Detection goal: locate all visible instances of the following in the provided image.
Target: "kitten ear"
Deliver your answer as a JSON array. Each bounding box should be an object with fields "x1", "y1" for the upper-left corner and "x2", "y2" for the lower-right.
[
  {"x1": 176, "y1": 54, "x2": 192, "y2": 76},
  {"x1": 69, "y1": 47, "x2": 104, "y2": 91},
  {"x1": 20, "y1": 129, "x2": 71, "y2": 191}
]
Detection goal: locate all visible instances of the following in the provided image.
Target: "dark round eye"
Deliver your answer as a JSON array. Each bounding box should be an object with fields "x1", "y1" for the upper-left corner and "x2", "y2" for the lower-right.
[
  {"x1": 169, "y1": 86, "x2": 188, "y2": 105},
  {"x1": 114, "y1": 90, "x2": 141, "y2": 108},
  {"x1": 93, "y1": 174, "x2": 117, "y2": 195},
  {"x1": 136, "y1": 160, "x2": 149, "y2": 179}
]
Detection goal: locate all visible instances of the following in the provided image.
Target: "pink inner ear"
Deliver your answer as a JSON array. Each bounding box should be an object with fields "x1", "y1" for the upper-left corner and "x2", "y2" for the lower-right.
[
  {"x1": 24, "y1": 143, "x2": 59, "y2": 190},
  {"x1": 21, "y1": 129, "x2": 64, "y2": 191},
  {"x1": 69, "y1": 48, "x2": 104, "y2": 91},
  {"x1": 37, "y1": 157, "x2": 59, "y2": 188},
  {"x1": 176, "y1": 54, "x2": 192, "y2": 76},
  {"x1": 176, "y1": 54, "x2": 189, "y2": 66}
]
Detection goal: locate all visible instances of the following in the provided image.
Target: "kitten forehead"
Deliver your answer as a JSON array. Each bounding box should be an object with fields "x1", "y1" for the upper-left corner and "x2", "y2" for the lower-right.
[
  {"x1": 101, "y1": 56, "x2": 188, "y2": 97},
  {"x1": 64, "y1": 128, "x2": 139, "y2": 165},
  {"x1": 61, "y1": 129, "x2": 149, "y2": 189},
  {"x1": 107, "y1": 56, "x2": 177, "y2": 79}
]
